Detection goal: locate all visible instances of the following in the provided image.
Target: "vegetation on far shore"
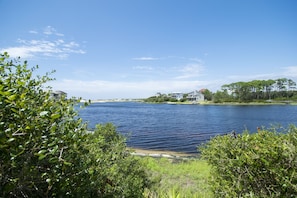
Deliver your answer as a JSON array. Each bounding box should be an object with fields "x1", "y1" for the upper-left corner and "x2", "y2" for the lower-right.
[{"x1": 144, "y1": 78, "x2": 297, "y2": 104}]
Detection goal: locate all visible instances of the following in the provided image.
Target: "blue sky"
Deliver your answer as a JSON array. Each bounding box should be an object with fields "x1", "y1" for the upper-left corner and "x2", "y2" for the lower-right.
[{"x1": 1, "y1": 0, "x2": 297, "y2": 99}]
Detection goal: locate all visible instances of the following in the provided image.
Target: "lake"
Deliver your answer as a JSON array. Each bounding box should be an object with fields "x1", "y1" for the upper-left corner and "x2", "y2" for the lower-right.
[{"x1": 78, "y1": 102, "x2": 297, "y2": 154}]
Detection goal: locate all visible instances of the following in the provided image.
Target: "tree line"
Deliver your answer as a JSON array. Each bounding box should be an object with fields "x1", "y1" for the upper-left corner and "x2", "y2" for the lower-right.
[
  {"x1": 144, "y1": 78, "x2": 297, "y2": 104},
  {"x1": 212, "y1": 78, "x2": 297, "y2": 103}
]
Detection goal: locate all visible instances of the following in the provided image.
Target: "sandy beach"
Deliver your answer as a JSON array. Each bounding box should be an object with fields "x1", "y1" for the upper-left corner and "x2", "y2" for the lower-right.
[{"x1": 128, "y1": 147, "x2": 198, "y2": 158}]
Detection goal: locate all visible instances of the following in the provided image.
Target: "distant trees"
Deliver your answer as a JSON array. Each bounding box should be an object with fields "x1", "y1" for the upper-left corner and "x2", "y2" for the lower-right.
[
  {"x1": 144, "y1": 94, "x2": 174, "y2": 103},
  {"x1": 216, "y1": 78, "x2": 297, "y2": 103},
  {"x1": 145, "y1": 79, "x2": 297, "y2": 104},
  {"x1": 144, "y1": 93, "x2": 182, "y2": 103},
  {"x1": 200, "y1": 89, "x2": 212, "y2": 101},
  {"x1": 213, "y1": 90, "x2": 233, "y2": 103},
  {"x1": 144, "y1": 90, "x2": 208, "y2": 103}
]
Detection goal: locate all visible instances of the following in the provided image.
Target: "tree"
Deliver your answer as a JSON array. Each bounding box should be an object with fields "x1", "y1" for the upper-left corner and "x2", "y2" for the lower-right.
[
  {"x1": 287, "y1": 79, "x2": 296, "y2": 91},
  {"x1": 263, "y1": 79, "x2": 275, "y2": 100},
  {"x1": 213, "y1": 90, "x2": 232, "y2": 103},
  {"x1": 276, "y1": 78, "x2": 288, "y2": 91},
  {"x1": 0, "y1": 52, "x2": 149, "y2": 197},
  {"x1": 221, "y1": 79, "x2": 297, "y2": 102},
  {"x1": 200, "y1": 89, "x2": 212, "y2": 101}
]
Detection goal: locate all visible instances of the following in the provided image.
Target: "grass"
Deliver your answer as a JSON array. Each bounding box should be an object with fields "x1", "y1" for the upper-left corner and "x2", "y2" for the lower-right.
[{"x1": 138, "y1": 156, "x2": 213, "y2": 197}]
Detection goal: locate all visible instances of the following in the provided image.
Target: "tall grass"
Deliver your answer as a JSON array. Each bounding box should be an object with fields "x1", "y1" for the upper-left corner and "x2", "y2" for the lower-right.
[{"x1": 139, "y1": 156, "x2": 213, "y2": 197}]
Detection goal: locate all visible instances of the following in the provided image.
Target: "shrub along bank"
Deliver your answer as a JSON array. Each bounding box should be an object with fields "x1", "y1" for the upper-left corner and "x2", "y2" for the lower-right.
[
  {"x1": 0, "y1": 53, "x2": 150, "y2": 197},
  {"x1": 200, "y1": 126, "x2": 297, "y2": 197}
]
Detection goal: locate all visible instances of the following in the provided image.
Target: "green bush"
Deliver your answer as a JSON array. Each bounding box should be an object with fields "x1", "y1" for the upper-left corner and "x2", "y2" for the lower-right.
[
  {"x1": 84, "y1": 124, "x2": 151, "y2": 197},
  {"x1": 0, "y1": 52, "x2": 149, "y2": 197},
  {"x1": 200, "y1": 127, "x2": 297, "y2": 197},
  {"x1": 169, "y1": 98, "x2": 178, "y2": 102}
]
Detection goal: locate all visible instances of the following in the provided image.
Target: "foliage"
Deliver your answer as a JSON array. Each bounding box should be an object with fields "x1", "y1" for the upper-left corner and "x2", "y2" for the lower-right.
[
  {"x1": 85, "y1": 124, "x2": 151, "y2": 197},
  {"x1": 200, "y1": 89, "x2": 213, "y2": 101},
  {"x1": 0, "y1": 52, "x2": 149, "y2": 197},
  {"x1": 144, "y1": 94, "x2": 177, "y2": 103},
  {"x1": 220, "y1": 79, "x2": 297, "y2": 102},
  {"x1": 140, "y1": 156, "x2": 213, "y2": 197},
  {"x1": 200, "y1": 126, "x2": 297, "y2": 197},
  {"x1": 144, "y1": 79, "x2": 297, "y2": 104},
  {"x1": 213, "y1": 90, "x2": 234, "y2": 103}
]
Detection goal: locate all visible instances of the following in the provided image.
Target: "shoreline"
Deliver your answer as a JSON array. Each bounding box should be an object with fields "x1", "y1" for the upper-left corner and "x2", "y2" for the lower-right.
[
  {"x1": 127, "y1": 147, "x2": 199, "y2": 159},
  {"x1": 90, "y1": 100, "x2": 297, "y2": 106}
]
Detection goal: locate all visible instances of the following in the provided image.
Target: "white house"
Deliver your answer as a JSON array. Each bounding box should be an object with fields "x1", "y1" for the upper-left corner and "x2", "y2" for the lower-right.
[
  {"x1": 169, "y1": 92, "x2": 184, "y2": 101},
  {"x1": 187, "y1": 90, "x2": 204, "y2": 102}
]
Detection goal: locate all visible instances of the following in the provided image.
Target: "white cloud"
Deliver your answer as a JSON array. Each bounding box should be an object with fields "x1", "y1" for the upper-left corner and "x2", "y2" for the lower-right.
[
  {"x1": 132, "y1": 57, "x2": 159, "y2": 61},
  {"x1": 175, "y1": 63, "x2": 205, "y2": 79},
  {"x1": 0, "y1": 28, "x2": 85, "y2": 59},
  {"x1": 227, "y1": 73, "x2": 277, "y2": 81},
  {"x1": 63, "y1": 41, "x2": 79, "y2": 48},
  {"x1": 132, "y1": 66, "x2": 153, "y2": 70},
  {"x1": 282, "y1": 66, "x2": 297, "y2": 77},
  {"x1": 226, "y1": 66, "x2": 297, "y2": 82},
  {"x1": 43, "y1": 26, "x2": 64, "y2": 36},
  {"x1": 188, "y1": 57, "x2": 203, "y2": 62},
  {"x1": 29, "y1": 30, "x2": 38, "y2": 34}
]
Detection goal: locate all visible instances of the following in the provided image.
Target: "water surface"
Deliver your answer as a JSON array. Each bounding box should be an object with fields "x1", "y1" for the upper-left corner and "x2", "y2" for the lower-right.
[{"x1": 78, "y1": 102, "x2": 297, "y2": 153}]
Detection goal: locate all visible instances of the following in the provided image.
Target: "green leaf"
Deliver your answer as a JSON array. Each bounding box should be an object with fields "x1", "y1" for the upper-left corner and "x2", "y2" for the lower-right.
[
  {"x1": 11, "y1": 108, "x2": 18, "y2": 113},
  {"x1": 20, "y1": 93, "x2": 26, "y2": 99},
  {"x1": 17, "y1": 80, "x2": 25, "y2": 86},
  {"x1": 41, "y1": 173, "x2": 47, "y2": 178},
  {"x1": 63, "y1": 161, "x2": 72, "y2": 166},
  {"x1": 0, "y1": 91, "x2": 11, "y2": 96},
  {"x1": 38, "y1": 150, "x2": 46, "y2": 154},
  {"x1": 51, "y1": 113, "x2": 61, "y2": 119},
  {"x1": 8, "y1": 94, "x2": 17, "y2": 101},
  {"x1": 38, "y1": 154, "x2": 47, "y2": 160}
]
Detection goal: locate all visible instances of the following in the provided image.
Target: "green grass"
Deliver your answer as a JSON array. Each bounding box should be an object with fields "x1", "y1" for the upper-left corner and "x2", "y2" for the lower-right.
[{"x1": 139, "y1": 157, "x2": 213, "y2": 197}]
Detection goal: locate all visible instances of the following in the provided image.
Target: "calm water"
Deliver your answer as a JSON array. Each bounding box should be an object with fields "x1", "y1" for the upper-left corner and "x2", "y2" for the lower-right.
[{"x1": 78, "y1": 102, "x2": 297, "y2": 154}]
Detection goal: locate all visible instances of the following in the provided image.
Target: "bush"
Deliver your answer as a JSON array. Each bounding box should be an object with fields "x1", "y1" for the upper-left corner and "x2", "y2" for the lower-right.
[
  {"x1": 0, "y1": 52, "x2": 149, "y2": 197},
  {"x1": 84, "y1": 123, "x2": 151, "y2": 197},
  {"x1": 200, "y1": 126, "x2": 297, "y2": 197},
  {"x1": 169, "y1": 98, "x2": 178, "y2": 102}
]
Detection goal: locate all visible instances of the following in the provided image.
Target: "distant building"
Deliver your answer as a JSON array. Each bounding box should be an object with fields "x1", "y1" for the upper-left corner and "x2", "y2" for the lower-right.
[
  {"x1": 169, "y1": 92, "x2": 184, "y2": 101},
  {"x1": 50, "y1": 90, "x2": 67, "y2": 99},
  {"x1": 187, "y1": 90, "x2": 204, "y2": 102}
]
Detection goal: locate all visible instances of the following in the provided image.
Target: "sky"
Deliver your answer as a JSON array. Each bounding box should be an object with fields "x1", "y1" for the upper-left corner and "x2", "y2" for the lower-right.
[{"x1": 1, "y1": 0, "x2": 297, "y2": 99}]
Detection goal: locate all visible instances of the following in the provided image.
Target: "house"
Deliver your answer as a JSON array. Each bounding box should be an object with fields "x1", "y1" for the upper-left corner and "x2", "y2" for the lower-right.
[
  {"x1": 169, "y1": 92, "x2": 184, "y2": 101},
  {"x1": 187, "y1": 90, "x2": 204, "y2": 102},
  {"x1": 50, "y1": 90, "x2": 67, "y2": 99}
]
